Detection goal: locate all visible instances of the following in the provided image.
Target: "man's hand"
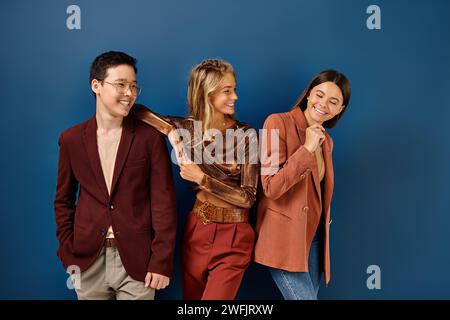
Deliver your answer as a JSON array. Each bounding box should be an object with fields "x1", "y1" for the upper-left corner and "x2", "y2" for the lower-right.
[{"x1": 145, "y1": 272, "x2": 170, "y2": 290}]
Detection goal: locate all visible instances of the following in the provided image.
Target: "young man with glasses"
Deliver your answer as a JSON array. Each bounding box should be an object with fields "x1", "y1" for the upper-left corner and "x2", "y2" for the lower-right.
[{"x1": 54, "y1": 51, "x2": 177, "y2": 299}]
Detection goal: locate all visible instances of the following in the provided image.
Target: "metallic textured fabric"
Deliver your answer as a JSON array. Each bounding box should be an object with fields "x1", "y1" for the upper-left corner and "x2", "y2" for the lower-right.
[{"x1": 132, "y1": 104, "x2": 259, "y2": 208}]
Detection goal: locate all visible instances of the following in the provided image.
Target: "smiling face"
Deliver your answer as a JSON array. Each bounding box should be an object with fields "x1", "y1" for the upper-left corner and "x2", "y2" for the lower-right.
[
  {"x1": 91, "y1": 64, "x2": 137, "y2": 118},
  {"x1": 304, "y1": 81, "x2": 345, "y2": 125},
  {"x1": 209, "y1": 72, "x2": 238, "y2": 116}
]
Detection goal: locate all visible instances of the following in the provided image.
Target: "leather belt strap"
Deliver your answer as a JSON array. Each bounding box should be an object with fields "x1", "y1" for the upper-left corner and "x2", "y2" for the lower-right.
[
  {"x1": 105, "y1": 238, "x2": 117, "y2": 248},
  {"x1": 193, "y1": 198, "x2": 249, "y2": 225}
]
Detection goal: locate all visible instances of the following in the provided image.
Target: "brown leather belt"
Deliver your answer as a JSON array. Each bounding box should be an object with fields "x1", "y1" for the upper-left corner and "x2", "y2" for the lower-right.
[
  {"x1": 105, "y1": 238, "x2": 117, "y2": 248},
  {"x1": 193, "y1": 199, "x2": 249, "y2": 225}
]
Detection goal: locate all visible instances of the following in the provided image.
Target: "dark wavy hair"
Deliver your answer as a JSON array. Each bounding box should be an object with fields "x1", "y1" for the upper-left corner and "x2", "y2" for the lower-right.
[{"x1": 294, "y1": 69, "x2": 351, "y2": 128}]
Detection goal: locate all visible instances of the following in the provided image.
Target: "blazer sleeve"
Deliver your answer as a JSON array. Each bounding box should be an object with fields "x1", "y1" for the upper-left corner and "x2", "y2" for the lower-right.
[
  {"x1": 146, "y1": 132, "x2": 178, "y2": 278},
  {"x1": 260, "y1": 114, "x2": 316, "y2": 200},
  {"x1": 54, "y1": 133, "x2": 78, "y2": 248}
]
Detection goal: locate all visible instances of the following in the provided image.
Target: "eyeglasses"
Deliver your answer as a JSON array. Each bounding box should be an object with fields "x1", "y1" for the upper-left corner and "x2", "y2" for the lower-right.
[{"x1": 102, "y1": 81, "x2": 142, "y2": 96}]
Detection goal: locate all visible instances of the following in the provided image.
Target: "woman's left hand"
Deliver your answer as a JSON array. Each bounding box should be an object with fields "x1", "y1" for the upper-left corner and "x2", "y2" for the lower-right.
[{"x1": 180, "y1": 163, "x2": 205, "y2": 185}]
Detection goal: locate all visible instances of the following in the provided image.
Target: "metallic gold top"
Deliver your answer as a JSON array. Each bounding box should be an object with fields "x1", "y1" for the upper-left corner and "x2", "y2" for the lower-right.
[{"x1": 131, "y1": 104, "x2": 259, "y2": 208}]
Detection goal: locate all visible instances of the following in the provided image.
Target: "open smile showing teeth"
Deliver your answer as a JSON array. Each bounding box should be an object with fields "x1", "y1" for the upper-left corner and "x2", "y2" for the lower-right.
[
  {"x1": 119, "y1": 100, "x2": 131, "y2": 107},
  {"x1": 313, "y1": 106, "x2": 328, "y2": 115}
]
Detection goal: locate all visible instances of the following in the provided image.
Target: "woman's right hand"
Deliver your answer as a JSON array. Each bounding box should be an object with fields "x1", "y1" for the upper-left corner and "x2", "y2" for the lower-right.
[{"x1": 304, "y1": 124, "x2": 325, "y2": 153}]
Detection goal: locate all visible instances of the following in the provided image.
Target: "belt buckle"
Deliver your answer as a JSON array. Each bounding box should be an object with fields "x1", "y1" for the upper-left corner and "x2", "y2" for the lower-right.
[{"x1": 198, "y1": 202, "x2": 215, "y2": 224}]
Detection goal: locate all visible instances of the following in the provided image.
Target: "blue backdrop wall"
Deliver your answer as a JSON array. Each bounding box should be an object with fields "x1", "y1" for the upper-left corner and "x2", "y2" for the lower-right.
[{"x1": 1, "y1": 0, "x2": 449, "y2": 299}]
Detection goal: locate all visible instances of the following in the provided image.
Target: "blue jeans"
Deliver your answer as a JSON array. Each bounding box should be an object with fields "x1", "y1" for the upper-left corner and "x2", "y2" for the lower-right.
[{"x1": 269, "y1": 230, "x2": 323, "y2": 300}]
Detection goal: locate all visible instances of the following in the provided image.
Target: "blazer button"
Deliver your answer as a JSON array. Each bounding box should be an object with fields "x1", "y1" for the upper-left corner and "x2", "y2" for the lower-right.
[
  {"x1": 303, "y1": 206, "x2": 309, "y2": 212},
  {"x1": 100, "y1": 229, "x2": 107, "y2": 236},
  {"x1": 109, "y1": 204, "x2": 114, "y2": 210}
]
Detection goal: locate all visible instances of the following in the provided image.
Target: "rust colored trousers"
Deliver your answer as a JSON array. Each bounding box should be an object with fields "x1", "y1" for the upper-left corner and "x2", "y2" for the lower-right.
[{"x1": 181, "y1": 211, "x2": 255, "y2": 300}]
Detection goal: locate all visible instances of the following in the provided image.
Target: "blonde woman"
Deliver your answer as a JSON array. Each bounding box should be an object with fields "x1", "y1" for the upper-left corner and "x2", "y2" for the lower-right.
[{"x1": 132, "y1": 59, "x2": 259, "y2": 300}]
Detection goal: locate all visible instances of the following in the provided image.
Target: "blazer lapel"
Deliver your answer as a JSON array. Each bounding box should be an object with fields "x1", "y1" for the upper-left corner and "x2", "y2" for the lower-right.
[
  {"x1": 290, "y1": 107, "x2": 322, "y2": 202},
  {"x1": 83, "y1": 116, "x2": 109, "y2": 200},
  {"x1": 110, "y1": 116, "x2": 135, "y2": 197},
  {"x1": 322, "y1": 132, "x2": 334, "y2": 218}
]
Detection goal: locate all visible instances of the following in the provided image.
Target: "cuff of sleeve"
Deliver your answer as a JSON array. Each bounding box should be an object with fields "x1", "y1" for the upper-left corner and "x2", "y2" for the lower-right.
[
  {"x1": 297, "y1": 145, "x2": 317, "y2": 171},
  {"x1": 199, "y1": 173, "x2": 208, "y2": 188},
  {"x1": 147, "y1": 261, "x2": 172, "y2": 279}
]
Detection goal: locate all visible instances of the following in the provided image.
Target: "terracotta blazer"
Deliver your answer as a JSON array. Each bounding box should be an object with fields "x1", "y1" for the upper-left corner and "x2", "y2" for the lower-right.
[{"x1": 254, "y1": 107, "x2": 334, "y2": 285}]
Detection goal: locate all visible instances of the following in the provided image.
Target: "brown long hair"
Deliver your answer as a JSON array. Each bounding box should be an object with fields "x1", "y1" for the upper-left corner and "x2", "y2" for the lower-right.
[{"x1": 294, "y1": 69, "x2": 351, "y2": 128}]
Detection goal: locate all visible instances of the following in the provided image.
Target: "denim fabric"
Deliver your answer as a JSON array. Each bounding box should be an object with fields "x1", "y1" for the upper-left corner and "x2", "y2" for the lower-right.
[{"x1": 269, "y1": 229, "x2": 324, "y2": 300}]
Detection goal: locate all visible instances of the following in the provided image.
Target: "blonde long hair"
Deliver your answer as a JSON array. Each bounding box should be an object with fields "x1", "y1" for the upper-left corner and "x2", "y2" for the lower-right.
[{"x1": 187, "y1": 59, "x2": 235, "y2": 133}]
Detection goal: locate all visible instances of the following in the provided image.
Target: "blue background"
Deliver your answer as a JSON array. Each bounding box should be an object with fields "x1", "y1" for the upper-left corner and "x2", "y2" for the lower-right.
[{"x1": 1, "y1": 0, "x2": 449, "y2": 299}]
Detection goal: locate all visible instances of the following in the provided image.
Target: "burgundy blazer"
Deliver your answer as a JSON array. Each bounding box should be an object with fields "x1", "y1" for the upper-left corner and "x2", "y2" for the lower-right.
[
  {"x1": 254, "y1": 107, "x2": 334, "y2": 285},
  {"x1": 54, "y1": 115, "x2": 177, "y2": 281}
]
